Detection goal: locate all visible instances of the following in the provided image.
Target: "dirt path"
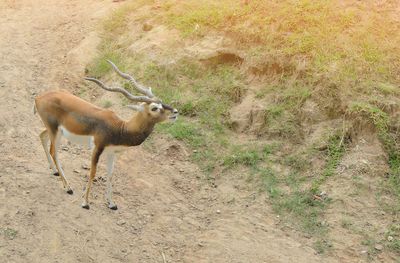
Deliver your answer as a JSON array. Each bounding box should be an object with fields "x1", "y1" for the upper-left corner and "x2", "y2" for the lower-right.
[{"x1": 0, "y1": 1, "x2": 339, "y2": 262}]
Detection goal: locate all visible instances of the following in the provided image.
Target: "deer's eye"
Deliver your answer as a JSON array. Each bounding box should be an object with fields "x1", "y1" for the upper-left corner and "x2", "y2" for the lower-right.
[{"x1": 151, "y1": 107, "x2": 158, "y2": 112}]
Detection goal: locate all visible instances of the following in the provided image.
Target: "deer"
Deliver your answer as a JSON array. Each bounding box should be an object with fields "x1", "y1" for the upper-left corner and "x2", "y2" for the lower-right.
[{"x1": 34, "y1": 60, "x2": 178, "y2": 210}]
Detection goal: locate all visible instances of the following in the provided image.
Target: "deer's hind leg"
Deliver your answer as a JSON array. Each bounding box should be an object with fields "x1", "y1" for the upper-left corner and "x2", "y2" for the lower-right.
[
  {"x1": 49, "y1": 129, "x2": 73, "y2": 195},
  {"x1": 39, "y1": 130, "x2": 59, "y2": 176}
]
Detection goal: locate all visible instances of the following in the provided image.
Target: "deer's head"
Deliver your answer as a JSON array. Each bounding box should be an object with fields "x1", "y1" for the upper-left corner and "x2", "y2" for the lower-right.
[{"x1": 85, "y1": 60, "x2": 178, "y2": 125}]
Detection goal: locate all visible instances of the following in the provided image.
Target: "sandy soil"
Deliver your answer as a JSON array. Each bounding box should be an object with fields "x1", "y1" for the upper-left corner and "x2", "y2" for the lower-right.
[{"x1": 0, "y1": 1, "x2": 353, "y2": 262}]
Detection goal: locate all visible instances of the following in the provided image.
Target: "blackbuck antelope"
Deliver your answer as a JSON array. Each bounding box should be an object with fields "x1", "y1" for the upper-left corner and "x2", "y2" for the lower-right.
[{"x1": 34, "y1": 60, "x2": 178, "y2": 210}]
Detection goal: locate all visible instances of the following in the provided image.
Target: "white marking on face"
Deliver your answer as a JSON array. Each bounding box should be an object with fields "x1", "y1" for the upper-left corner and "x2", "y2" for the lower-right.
[{"x1": 149, "y1": 102, "x2": 163, "y2": 113}]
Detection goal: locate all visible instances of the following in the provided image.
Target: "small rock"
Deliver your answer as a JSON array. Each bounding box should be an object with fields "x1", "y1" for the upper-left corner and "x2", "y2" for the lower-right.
[
  {"x1": 121, "y1": 248, "x2": 127, "y2": 253},
  {"x1": 387, "y1": 236, "x2": 394, "y2": 242},
  {"x1": 117, "y1": 220, "x2": 126, "y2": 226},
  {"x1": 82, "y1": 164, "x2": 90, "y2": 170},
  {"x1": 216, "y1": 209, "x2": 221, "y2": 214},
  {"x1": 142, "y1": 23, "x2": 153, "y2": 31},
  {"x1": 374, "y1": 244, "x2": 383, "y2": 251},
  {"x1": 193, "y1": 150, "x2": 198, "y2": 153},
  {"x1": 360, "y1": 250, "x2": 368, "y2": 254},
  {"x1": 62, "y1": 146, "x2": 69, "y2": 151},
  {"x1": 179, "y1": 168, "x2": 184, "y2": 173},
  {"x1": 73, "y1": 169, "x2": 80, "y2": 174},
  {"x1": 320, "y1": 221, "x2": 329, "y2": 227}
]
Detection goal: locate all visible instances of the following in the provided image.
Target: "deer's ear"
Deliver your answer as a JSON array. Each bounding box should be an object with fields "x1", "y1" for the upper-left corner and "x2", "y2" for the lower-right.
[{"x1": 127, "y1": 104, "x2": 144, "y2": 112}]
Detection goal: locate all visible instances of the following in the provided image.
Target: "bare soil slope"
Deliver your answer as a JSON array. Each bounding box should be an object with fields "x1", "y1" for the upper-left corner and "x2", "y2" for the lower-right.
[{"x1": 0, "y1": 1, "x2": 367, "y2": 262}]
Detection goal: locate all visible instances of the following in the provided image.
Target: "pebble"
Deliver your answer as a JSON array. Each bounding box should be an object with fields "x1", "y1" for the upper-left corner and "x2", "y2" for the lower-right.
[
  {"x1": 117, "y1": 220, "x2": 126, "y2": 226},
  {"x1": 73, "y1": 169, "x2": 80, "y2": 174},
  {"x1": 387, "y1": 236, "x2": 394, "y2": 242},
  {"x1": 142, "y1": 23, "x2": 153, "y2": 31},
  {"x1": 216, "y1": 209, "x2": 221, "y2": 214},
  {"x1": 374, "y1": 244, "x2": 383, "y2": 251}
]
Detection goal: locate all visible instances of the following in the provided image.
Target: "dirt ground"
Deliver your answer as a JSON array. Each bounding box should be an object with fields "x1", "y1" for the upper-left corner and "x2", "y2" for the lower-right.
[{"x1": 0, "y1": 1, "x2": 385, "y2": 262}]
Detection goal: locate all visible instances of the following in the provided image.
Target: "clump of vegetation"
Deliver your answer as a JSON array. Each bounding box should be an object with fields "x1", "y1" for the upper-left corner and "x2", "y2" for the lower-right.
[
  {"x1": 223, "y1": 145, "x2": 273, "y2": 169},
  {"x1": 350, "y1": 103, "x2": 400, "y2": 210},
  {"x1": 1, "y1": 227, "x2": 17, "y2": 240},
  {"x1": 311, "y1": 134, "x2": 346, "y2": 193},
  {"x1": 385, "y1": 224, "x2": 400, "y2": 254},
  {"x1": 101, "y1": 100, "x2": 113, "y2": 108}
]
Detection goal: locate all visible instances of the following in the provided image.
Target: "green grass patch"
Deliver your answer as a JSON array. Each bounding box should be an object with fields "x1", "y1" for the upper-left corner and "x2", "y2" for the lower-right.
[
  {"x1": 223, "y1": 146, "x2": 269, "y2": 169},
  {"x1": 311, "y1": 134, "x2": 346, "y2": 193},
  {"x1": 385, "y1": 223, "x2": 400, "y2": 254},
  {"x1": 350, "y1": 102, "x2": 400, "y2": 210},
  {"x1": 101, "y1": 100, "x2": 113, "y2": 108},
  {"x1": 283, "y1": 152, "x2": 311, "y2": 172},
  {"x1": 258, "y1": 167, "x2": 281, "y2": 199},
  {"x1": 158, "y1": 119, "x2": 203, "y2": 147},
  {"x1": 1, "y1": 227, "x2": 17, "y2": 240}
]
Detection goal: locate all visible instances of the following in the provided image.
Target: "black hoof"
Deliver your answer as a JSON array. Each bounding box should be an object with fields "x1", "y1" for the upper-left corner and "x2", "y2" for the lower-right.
[
  {"x1": 67, "y1": 189, "x2": 73, "y2": 195},
  {"x1": 109, "y1": 205, "x2": 118, "y2": 210},
  {"x1": 53, "y1": 172, "x2": 59, "y2": 176},
  {"x1": 82, "y1": 204, "x2": 90, "y2": 210}
]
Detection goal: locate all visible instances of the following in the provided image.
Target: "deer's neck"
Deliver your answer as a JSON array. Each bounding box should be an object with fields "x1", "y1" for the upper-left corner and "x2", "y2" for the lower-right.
[{"x1": 117, "y1": 112, "x2": 155, "y2": 147}]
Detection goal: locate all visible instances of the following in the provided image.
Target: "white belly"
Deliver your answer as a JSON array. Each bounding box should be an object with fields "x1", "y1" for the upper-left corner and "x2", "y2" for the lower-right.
[
  {"x1": 60, "y1": 126, "x2": 94, "y2": 149},
  {"x1": 104, "y1": 145, "x2": 129, "y2": 154},
  {"x1": 59, "y1": 126, "x2": 130, "y2": 154}
]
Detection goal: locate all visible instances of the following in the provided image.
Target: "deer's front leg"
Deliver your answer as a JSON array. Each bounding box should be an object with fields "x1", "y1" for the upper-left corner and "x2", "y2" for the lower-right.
[
  {"x1": 105, "y1": 152, "x2": 117, "y2": 210},
  {"x1": 82, "y1": 145, "x2": 104, "y2": 209}
]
